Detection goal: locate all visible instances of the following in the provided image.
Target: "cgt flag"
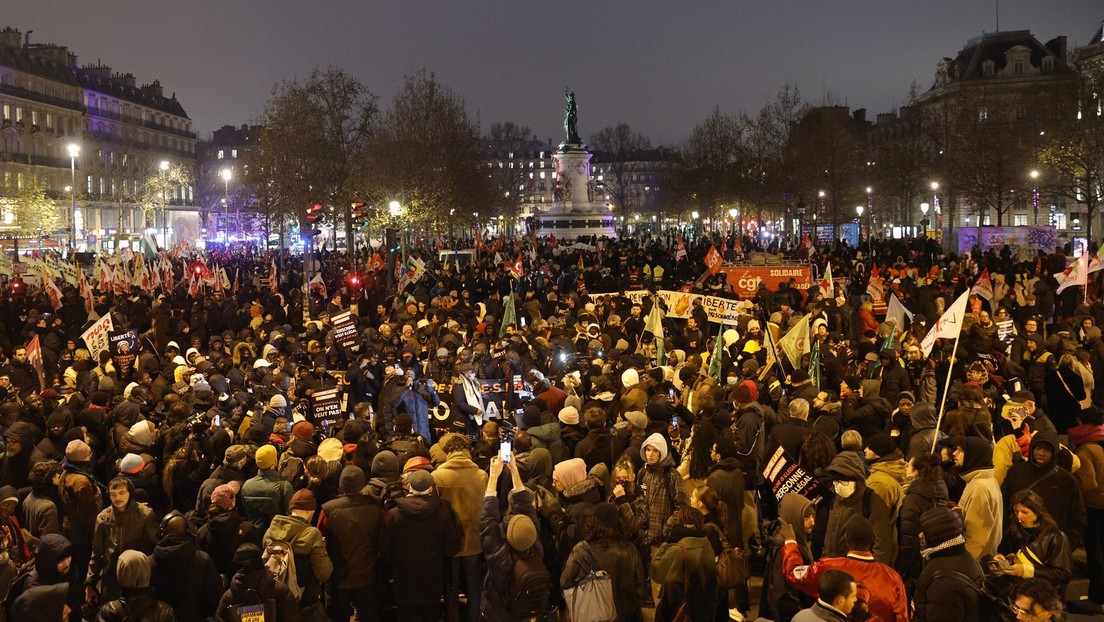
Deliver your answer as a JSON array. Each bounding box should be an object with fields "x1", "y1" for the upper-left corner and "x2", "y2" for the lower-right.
[
  {"x1": 704, "y1": 245, "x2": 723, "y2": 275},
  {"x1": 1055, "y1": 255, "x2": 1088, "y2": 294}
]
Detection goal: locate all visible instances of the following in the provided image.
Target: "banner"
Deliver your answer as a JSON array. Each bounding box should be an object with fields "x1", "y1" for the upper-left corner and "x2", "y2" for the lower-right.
[
  {"x1": 762, "y1": 445, "x2": 825, "y2": 504},
  {"x1": 310, "y1": 388, "x2": 343, "y2": 426},
  {"x1": 718, "y1": 265, "x2": 813, "y2": 298},
  {"x1": 704, "y1": 245, "x2": 723, "y2": 275},
  {"x1": 957, "y1": 226, "x2": 1057, "y2": 261},
  {"x1": 108, "y1": 329, "x2": 139, "y2": 371},
  {"x1": 920, "y1": 289, "x2": 971, "y2": 357},
  {"x1": 587, "y1": 290, "x2": 744, "y2": 326},
  {"x1": 430, "y1": 376, "x2": 527, "y2": 435},
  {"x1": 80, "y1": 314, "x2": 115, "y2": 361},
  {"x1": 331, "y1": 311, "x2": 359, "y2": 349}
]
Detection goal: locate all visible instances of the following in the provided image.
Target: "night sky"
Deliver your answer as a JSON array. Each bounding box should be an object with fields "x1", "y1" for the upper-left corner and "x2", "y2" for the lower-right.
[{"x1": 6, "y1": 1, "x2": 1102, "y2": 146}]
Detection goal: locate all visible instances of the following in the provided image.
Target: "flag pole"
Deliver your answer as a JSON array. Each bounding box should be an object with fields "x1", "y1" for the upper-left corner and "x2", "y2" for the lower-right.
[{"x1": 930, "y1": 287, "x2": 972, "y2": 453}]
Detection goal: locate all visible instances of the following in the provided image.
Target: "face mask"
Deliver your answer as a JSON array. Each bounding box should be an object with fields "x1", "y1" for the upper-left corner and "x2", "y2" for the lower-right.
[
  {"x1": 726, "y1": 377, "x2": 739, "y2": 386},
  {"x1": 833, "y1": 480, "x2": 857, "y2": 499}
]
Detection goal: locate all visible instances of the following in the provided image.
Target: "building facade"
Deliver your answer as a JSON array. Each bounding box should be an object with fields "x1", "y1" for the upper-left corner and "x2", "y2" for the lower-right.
[{"x1": 0, "y1": 26, "x2": 196, "y2": 250}]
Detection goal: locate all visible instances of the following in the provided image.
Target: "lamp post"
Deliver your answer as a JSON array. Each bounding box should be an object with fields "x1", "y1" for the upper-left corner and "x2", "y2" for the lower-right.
[
  {"x1": 220, "y1": 168, "x2": 232, "y2": 242},
  {"x1": 691, "y1": 210, "x2": 699, "y2": 239},
  {"x1": 159, "y1": 161, "x2": 170, "y2": 248},
  {"x1": 1030, "y1": 170, "x2": 1040, "y2": 225},
  {"x1": 920, "y1": 202, "x2": 930, "y2": 237},
  {"x1": 67, "y1": 144, "x2": 79, "y2": 251}
]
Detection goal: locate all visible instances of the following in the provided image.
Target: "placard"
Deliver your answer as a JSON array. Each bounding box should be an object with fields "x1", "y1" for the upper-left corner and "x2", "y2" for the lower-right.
[
  {"x1": 761, "y1": 445, "x2": 824, "y2": 504},
  {"x1": 310, "y1": 388, "x2": 342, "y2": 425},
  {"x1": 80, "y1": 314, "x2": 115, "y2": 361},
  {"x1": 719, "y1": 265, "x2": 813, "y2": 298},
  {"x1": 108, "y1": 329, "x2": 139, "y2": 371},
  {"x1": 331, "y1": 311, "x2": 359, "y2": 349}
]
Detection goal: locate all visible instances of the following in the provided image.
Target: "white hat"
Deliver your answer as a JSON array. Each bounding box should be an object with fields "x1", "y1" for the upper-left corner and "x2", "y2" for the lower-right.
[
  {"x1": 166, "y1": 341, "x2": 180, "y2": 351},
  {"x1": 253, "y1": 358, "x2": 272, "y2": 369},
  {"x1": 123, "y1": 382, "x2": 140, "y2": 399},
  {"x1": 172, "y1": 355, "x2": 186, "y2": 365}
]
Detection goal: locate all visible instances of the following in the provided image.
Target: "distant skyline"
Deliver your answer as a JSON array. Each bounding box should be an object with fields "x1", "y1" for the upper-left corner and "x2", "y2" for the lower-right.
[{"x1": 6, "y1": 1, "x2": 1102, "y2": 146}]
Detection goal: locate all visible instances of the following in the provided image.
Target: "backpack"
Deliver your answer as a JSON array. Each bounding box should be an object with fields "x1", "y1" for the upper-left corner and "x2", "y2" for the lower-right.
[
  {"x1": 277, "y1": 452, "x2": 306, "y2": 488},
  {"x1": 931, "y1": 570, "x2": 1013, "y2": 620},
  {"x1": 262, "y1": 541, "x2": 302, "y2": 601},
  {"x1": 506, "y1": 551, "x2": 551, "y2": 619}
]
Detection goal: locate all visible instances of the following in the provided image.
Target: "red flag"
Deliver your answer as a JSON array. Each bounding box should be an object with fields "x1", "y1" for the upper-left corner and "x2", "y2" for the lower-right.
[
  {"x1": 577, "y1": 253, "x2": 584, "y2": 270},
  {"x1": 214, "y1": 264, "x2": 224, "y2": 293},
  {"x1": 474, "y1": 228, "x2": 489, "y2": 253},
  {"x1": 25, "y1": 335, "x2": 45, "y2": 391},
  {"x1": 676, "y1": 237, "x2": 687, "y2": 260},
  {"x1": 720, "y1": 239, "x2": 728, "y2": 255},
  {"x1": 436, "y1": 232, "x2": 444, "y2": 251},
  {"x1": 704, "y1": 245, "x2": 723, "y2": 275},
  {"x1": 506, "y1": 254, "x2": 525, "y2": 278},
  {"x1": 78, "y1": 264, "x2": 94, "y2": 313},
  {"x1": 491, "y1": 235, "x2": 505, "y2": 253},
  {"x1": 550, "y1": 234, "x2": 559, "y2": 250},
  {"x1": 269, "y1": 258, "x2": 278, "y2": 295},
  {"x1": 232, "y1": 268, "x2": 240, "y2": 293},
  {"x1": 368, "y1": 252, "x2": 386, "y2": 272}
]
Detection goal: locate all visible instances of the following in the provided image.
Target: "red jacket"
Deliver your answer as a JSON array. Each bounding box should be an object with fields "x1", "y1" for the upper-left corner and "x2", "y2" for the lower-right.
[{"x1": 782, "y1": 541, "x2": 909, "y2": 622}]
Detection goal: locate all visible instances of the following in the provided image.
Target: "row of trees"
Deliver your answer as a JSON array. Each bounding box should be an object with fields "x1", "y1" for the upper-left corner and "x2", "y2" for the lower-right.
[{"x1": 228, "y1": 64, "x2": 1104, "y2": 246}]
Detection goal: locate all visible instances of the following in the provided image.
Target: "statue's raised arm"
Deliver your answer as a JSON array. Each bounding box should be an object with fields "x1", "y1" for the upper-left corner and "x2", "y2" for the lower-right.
[{"x1": 563, "y1": 88, "x2": 579, "y2": 143}]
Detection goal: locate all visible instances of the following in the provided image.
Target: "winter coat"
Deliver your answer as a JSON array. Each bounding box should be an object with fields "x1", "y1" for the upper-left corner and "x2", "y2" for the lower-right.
[
  {"x1": 768, "y1": 417, "x2": 816, "y2": 463},
  {"x1": 823, "y1": 452, "x2": 896, "y2": 564},
  {"x1": 574, "y1": 427, "x2": 623, "y2": 473},
  {"x1": 381, "y1": 494, "x2": 462, "y2": 608},
  {"x1": 911, "y1": 543, "x2": 984, "y2": 622},
  {"x1": 866, "y1": 451, "x2": 906, "y2": 520},
  {"x1": 318, "y1": 492, "x2": 381, "y2": 589},
  {"x1": 96, "y1": 590, "x2": 176, "y2": 622},
  {"x1": 761, "y1": 494, "x2": 815, "y2": 622},
  {"x1": 20, "y1": 489, "x2": 60, "y2": 539},
  {"x1": 561, "y1": 538, "x2": 646, "y2": 622},
  {"x1": 959, "y1": 463, "x2": 1003, "y2": 559},
  {"x1": 905, "y1": 402, "x2": 944, "y2": 460},
  {"x1": 432, "y1": 450, "x2": 489, "y2": 557},
  {"x1": 842, "y1": 391, "x2": 891, "y2": 441},
  {"x1": 781, "y1": 545, "x2": 909, "y2": 622},
  {"x1": 705, "y1": 458, "x2": 745, "y2": 547},
  {"x1": 196, "y1": 508, "x2": 257, "y2": 579},
  {"x1": 262, "y1": 514, "x2": 333, "y2": 604},
  {"x1": 241, "y1": 468, "x2": 293, "y2": 533},
  {"x1": 1044, "y1": 366, "x2": 1085, "y2": 433},
  {"x1": 1000, "y1": 430, "x2": 1087, "y2": 547},
  {"x1": 526, "y1": 421, "x2": 566, "y2": 464},
  {"x1": 87, "y1": 497, "x2": 158, "y2": 602},
  {"x1": 999, "y1": 524, "x2": 1073, "y2": 592},
  {"x1": 58, "y1": 462, "x2": 102, "y2": 541},
  {"x1": 479, "y1": 493, "x2": 544, "y2": 622},
  {"x1": 941, "y1": 401, "x2": 993, "y2": 441},
  {"x1": 150, "y1": 533, "x2": 223, "y2": 622},
  {"x1": 214, "y1": 567, "x2": 300, "y2": 622},
  {"x1": 649, "y1": 527, "x2": 719, "y2": 622},
  {"x1": 1069, "y1": 423, "x2": 1104, "y2": 509},
  {"x1": 393, "y1": 381, "x2": 440, "y2": 442},
  {"x1": 632, "y1": 434, "x2": 687, "y2": 546},
  {"x1": 896, "y1": 476, "x2": 949, "y2": 582}
]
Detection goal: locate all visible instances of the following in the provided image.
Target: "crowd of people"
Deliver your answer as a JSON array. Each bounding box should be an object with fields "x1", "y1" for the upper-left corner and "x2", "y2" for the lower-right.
[{"x1": 0, "y1": 231, "x2": 1098, "y2": 622}]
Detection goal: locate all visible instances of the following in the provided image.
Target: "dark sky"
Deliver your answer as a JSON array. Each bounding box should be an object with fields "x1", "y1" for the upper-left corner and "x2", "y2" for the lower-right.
[{"x1": 7, "y1": 1, "x2": 1102, "y2": 146}]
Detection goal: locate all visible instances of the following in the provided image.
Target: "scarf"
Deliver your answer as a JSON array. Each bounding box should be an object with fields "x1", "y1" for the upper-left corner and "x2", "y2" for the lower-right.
[
  {"x1": 920, "y1": 535, "x2": 966, "y2": 560},
  {"x1": 461, "y1": 375, "x2": 484, "y2": 424},
  {"x1": 1015, "y1": 423, "x2": 1033, "y2": 459}
]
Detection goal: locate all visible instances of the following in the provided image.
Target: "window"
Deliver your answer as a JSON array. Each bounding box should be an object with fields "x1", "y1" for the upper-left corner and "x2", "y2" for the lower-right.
[
  {"x1": 1053, "y1": 212, "x2": 1067, "y2": 229},
  {"x1": 983, "y1": 61, "x2": 995, "y2": 76},
  {"x1": 1013, "y1": 214, "x2": 1028, "y2": 226},
  {"x1": 1013, "y1": 60, "x2": 1024, "y2": 75},
  {"x1": 217, "y1": 149, "x2": 224, "y2": 159},
  {"x1": 1042, "y1": 57, "x2": 1054, "y2": 72},
  {"x1": 86, "y1": 175, "x2": 93, "y2": 194},
  {"x1": 231, "y1": 149, "x2": 238, "y2": 159},
  {"x1": 978, "y1": 107, "x2": 989, "y2": 121},
  {"x1": 1, "y1": 104, "x2": 8, "y2": 121}
]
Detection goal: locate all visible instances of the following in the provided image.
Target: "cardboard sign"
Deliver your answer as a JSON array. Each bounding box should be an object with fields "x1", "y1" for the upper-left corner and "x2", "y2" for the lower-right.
[
  {"x1": 331, "y1": 311, "x2": 359, "y2": 349},
  {"x1": 762, "y1": 445, "x2": 824, "y2": 504},
  {"x1": 310, "y1": 388, "x2": 343, "y2": 425},
  {"x1": 108, "y1": 329, "x2": 139, "y2": 371},
  {"x1": 80, "y1": 314, "x2": 115, "y2": 361}
]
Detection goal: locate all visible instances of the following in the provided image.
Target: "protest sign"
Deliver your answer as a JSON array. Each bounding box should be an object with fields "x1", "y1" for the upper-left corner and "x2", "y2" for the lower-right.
[
  {"x1": 81, "y1": 314, "x2": 115, "y2": 361},
  {"x1": 108, "y1": 329, "x2": 139, "y2": 371},
  {"x1": 331, "y1": 311, "x2": 359, "y2": 349},
  {"x1": 762, "y1": 445, "x2": 825, "y2": 504},
  {"x1": 310, "y1": 388, "x2": 343, "y2": 426}
]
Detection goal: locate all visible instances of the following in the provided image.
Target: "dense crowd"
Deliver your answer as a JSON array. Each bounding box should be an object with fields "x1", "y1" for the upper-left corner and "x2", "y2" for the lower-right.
[{"x1": 0, "y1": 231, "x2": 1097, "y2": 622}]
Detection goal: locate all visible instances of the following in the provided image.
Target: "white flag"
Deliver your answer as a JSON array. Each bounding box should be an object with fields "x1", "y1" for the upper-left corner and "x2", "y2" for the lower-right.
[
  {"x1": 1055, "y1": 255, "x2": 1088, "y2": 294},
  {"x1": 971, "y1": 268, "x2": 993, "y2": 301},
  {"x1": 886, "y1": 294, "x2": 914, "y2": 330},
  {"x1": 920, "y1": 290, "x2": 970, "y2": 357}
]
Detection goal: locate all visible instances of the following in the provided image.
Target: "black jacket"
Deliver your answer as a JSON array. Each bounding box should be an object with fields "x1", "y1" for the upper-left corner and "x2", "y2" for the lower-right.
[
  {"x1": 1000, "y1": 430, "x2": 1087, "y2": 547},
  {"x1": 912, "y1": 544, "x2": 984, "y2": 622},
  {"x1": 215, "y1": 567, "x2": 300, "y2": 622},
  {"x1": 381, "y1": 494, "x2": 462, "y2": 607},
  {"x1": 150, "y1": 533, "x2": 223, "y2": 622},
  {"x1": 895, "y1": 477, "x2": 949, "y2": 583}
]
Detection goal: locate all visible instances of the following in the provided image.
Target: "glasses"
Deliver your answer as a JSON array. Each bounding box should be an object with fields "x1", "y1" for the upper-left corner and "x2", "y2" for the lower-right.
[{"x1": 1009, "y1": 603, "x2": 1045, "y2": 620}]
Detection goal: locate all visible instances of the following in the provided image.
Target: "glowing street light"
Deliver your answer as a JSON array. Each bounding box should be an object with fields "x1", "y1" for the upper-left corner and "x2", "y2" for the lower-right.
[
  {"x1": 67, "y1": 143, "x2": 80, "y2": 249},
  {"x1": 389, "y1": 200, "x2": 402, "y2": 217}
]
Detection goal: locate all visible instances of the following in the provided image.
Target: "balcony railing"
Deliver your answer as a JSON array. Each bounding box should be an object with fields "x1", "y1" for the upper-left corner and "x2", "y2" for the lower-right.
[{"x1": 0, "y1": 83, "x2": 84, "y2": 112}]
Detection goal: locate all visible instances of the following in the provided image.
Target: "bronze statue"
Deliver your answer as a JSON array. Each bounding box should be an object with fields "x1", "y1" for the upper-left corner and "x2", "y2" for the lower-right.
[{"x1": 563, "y1": 88, "x2": 579, "y2": 143}]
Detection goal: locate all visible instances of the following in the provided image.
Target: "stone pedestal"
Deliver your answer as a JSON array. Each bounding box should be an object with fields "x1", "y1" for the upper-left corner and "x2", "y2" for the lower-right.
[{"x1": 535, "y1": 140, "x2": 616, "y2": 240}]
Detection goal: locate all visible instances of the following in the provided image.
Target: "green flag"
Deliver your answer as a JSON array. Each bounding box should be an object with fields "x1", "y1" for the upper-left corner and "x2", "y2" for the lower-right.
[
  {"x1": 499, "y1": 294, "x2": 516, "y2": 338},
  {"x1": 645, "y1": 301, "x2": 665, "y2": 366},
  {"x1": 810, "y1": 338, "x2": 822, "y2": 390},
  {"x1": 708, "y1": 323, "x2": 724, "y2": 384}
]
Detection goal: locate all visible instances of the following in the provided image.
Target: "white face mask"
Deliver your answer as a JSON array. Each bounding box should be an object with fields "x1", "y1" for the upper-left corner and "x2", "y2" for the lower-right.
[
  {"x1": 726, "y1": 376, "x2": 739, "y2": 386},
  {"x1": 833, "y1": 480, "x2": 857, "y2": 499}
]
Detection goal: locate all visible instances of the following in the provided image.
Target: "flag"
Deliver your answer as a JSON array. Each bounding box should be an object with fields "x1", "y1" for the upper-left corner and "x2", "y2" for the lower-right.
[
  {"x1": 506, "y1": 254, "x2": 524, "y2": 279},
  {"x1": 232, "y1": 268, "x2": 240, "y2": 293},
  {"x1": 25, "y1": 335, "x2": 45, "y2": 391},
  {"x1": 309, "y1": 273, "x2": 327, "y2": 298},
  {"x1": 720, "y1": 238, "x2": 728, "y2": 255},
  {"x1": 499, "y1": 294, "x2": 517, "y2": 338},
  {"x1": 435, "y1": 232, "x2": 444, "y2": 251},
  {"x1": 1055, "y1": 255, "x2": 1089, "y2": 294},
  {"x1": 491, "y1": 235, "x2": 505, "y2": 254},
  {"x1": 40, "y1": 265, "x2": 63, "y2": 310},
  {"x1": 269, "y1": 258, "x2": 279, "y2": 295},
  {"x1": 704, "y1": 245, "x2": 723, "y2": 275},
  {"x1": 550, "y1": 234, "x2": 559, "y2": 250},
  {"x1": 920, "y1": 289, "x2": 971, "y2": 357},
  {"x1": 972, "y1": 268, "x2": 994, "y2": 301},
  {"x1": 777, "y1": 315, "x2": 811, "y2": 367},
  {"x1": 368, "y1": 252, "x2": 386, "y2": 272},
  {"x1": 707, "y1": 324, "x2": 724, "y2": 384},
  {"x1": 187, "y1": 272, "x2": 200, "y2": 298},
  {"x1": 474, "y1": 228, "x2": 488, "y2": 253},
  {"x1": 1089, "y1": 247, "x2": 1104, "y2": 274},
  {"x1": 866, "y1": 264, "x2": 885, "y2": 302},
  {"x1": 676, "y1": 237, "x2": 687, "y2": 260},
  {"x1": 810, "y1": 338, "x2": 822, "y2": 390},
  {"x1": 644, "y1": 301, "x2": 666, "y2": 366},
  {"x1": 886, "y1": 294, "x2": 914, "y2": 331},
  {"x1": 78, "y1": 264, "x2": 94, "y2": 313},
  {"x1": 577, "y1": 253, "x2": 584, "y2": 271},
  {"x1": 820, "y1": 261, "x2": 833, "y2": 295}
]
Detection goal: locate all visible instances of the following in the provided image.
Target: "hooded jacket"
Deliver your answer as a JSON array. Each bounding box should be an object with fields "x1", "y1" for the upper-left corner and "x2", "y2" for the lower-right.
[
  {"x1": 150, "y1": 532, "x2": 223, "y2": 622},
  {"x1": 632, "y1": 433, "x2": 686, "y2": 546},
  {"x1": 381, "y1": 494, "x2": 462, "y2": 607},
  {"x1": 823, "y1": 452, "x2": 896, "y2": 564},
  {"x1": 896, "y1": 475, "x2": 949, "y2": 582},
  {"x1": 957, "y1": 437, "x2": 1003, "y2": 558},
  {"x1": 1069, "y1": 422, "x2": 1104, "y2": 508},
  {"x1": 866, "y1": 450, "x2": 906, "y2": 520},
  {"x1": 431, "y1": 449, "x2": 489, "y2": 557},
  {"x1": 87, "y1": 480, "x2": 158, "y2": 602},
  {"x1": 262, "y1": 513, "x2": 333, "y2": 603},
  {"x1": 842, "y1": 381, "x2": 891, "y2": 440},
  {"x1": 1001, "y1": 430, "x2": 1087, "y2": 546},
  {"x1": 761, "y1": 493, "x2": 816, "y2": 622},
  {"x1": 906, "y1": 402, "x2": 945, "y2": 459},
  {"x1": 214, "y1": 565, "x2": 300, "y2": 622}
]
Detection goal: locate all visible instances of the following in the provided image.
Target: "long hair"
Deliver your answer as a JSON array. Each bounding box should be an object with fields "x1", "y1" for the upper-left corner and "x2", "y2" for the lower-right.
[
  {"x1": 694, "y1": 484, "x2": 729, "y2": 530},
  {"x1": 909, "y1": 452, "x2": 943, "y2": 483},
  {"x1": 1008, "y1": 489, "x2": 1060, "y2": 544},
  {"x1": 687, "y1": 423, "x2": 717, "y2": 480}
]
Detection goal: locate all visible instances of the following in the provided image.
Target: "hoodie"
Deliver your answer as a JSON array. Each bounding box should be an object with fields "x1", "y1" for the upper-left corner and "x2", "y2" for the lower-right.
[
  {"x1": 906, "y1": 401, "x2": 945, "y2": 458},
  {"x1": 635, "y1": 433, "x2": 686, "y2": 545},
  {"x1": 1001, "y1": 429, "x2": 1087, "y2": 544},
  {"x1": 824, "y1": 452, "x2": 896, "y2": 563},
  {"x1": 957, "y1": 437, "x2": 1003, "y2": 558},
  {"x1": 31, "y1": 533, "x2": 72, "y2": 586}
]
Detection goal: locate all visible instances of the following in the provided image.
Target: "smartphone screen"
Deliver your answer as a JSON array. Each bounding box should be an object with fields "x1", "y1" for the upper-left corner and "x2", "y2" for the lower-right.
[
  {"x1": 499, "y1": 441, "x2": 512, "y2": 463},
  {"x1": 671, "y1": 415, "x2": 678, "y2": 428},
  {"x1": 213, "y1": 414, "x2": 221, "y2": 427}
]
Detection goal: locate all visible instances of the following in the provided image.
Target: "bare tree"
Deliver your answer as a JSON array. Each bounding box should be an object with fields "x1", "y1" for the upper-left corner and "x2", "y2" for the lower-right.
[
  {"x1": 1039, "y1": 75, "x2": 1104, "y2": 242},
  {"x1": 744, "y1": 84, "x2": 807, "y2": 231},
  {"x1": 483, "y1": 121, "x2": 537, "y2": 228},
  {"x1": 680, "y1": 107, "x2": 746, "y2": 233},
  {"x1": 589, "y1": 123, "x2": 652, "y2": 220}
]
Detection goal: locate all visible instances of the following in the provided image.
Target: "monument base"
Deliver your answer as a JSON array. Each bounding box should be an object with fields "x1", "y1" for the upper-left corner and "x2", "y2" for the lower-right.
[{"x1": 536, "y1": 213, "x2": 616, "y2": 240}]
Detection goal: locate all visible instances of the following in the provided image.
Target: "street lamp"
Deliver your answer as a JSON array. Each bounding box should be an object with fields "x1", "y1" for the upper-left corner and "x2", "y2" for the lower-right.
[
  {"x1": 160, "y1": 161, "x2": 170, "y2": 247},
  {"x1": 220, "y1": 168, "x2": 232, "y2": 241},
  {"x1": 67, "y1": 144, "x2": 80, "y2": 251},
  {"x1": 1030, "y1": 170, "x2": 1040, "y2": 225},
  {"x1": 920, "y1": 202, "x2": 930, "y2": 236}
]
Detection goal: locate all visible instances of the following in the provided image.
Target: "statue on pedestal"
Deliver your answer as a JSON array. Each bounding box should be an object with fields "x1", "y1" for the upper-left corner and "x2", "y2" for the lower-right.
[{"x1": 563, "y1": 88, "x2": 580, "y2": 143}]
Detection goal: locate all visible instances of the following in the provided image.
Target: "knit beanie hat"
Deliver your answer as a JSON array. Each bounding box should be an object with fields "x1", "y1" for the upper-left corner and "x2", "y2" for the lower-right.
[
  {"x1": 211, "y1": 481, "x2": 240, "y2": 510},
  {"x1": 520, "y1": 405, "x2": 543, "y2": 430},
  {"x1": 119, "y1": 453, "x2": 144, "y2": 474},
  {"x1": 128, "y1": 420, "x2": 156, "y2": 447},
  {"x1": 621, "y1": 368, "x2": 640, "y2": 388},
  {"x1": 339, "y1": 466, "x2": 366, "y2": 494},
  {"x1": 254, "y1": 445, "x2": 277, "y2": 470},
  {"x1": 553, "y1": 457, "x2": 587, "y2": 488},
  {"x1": 318, "y1": 437, "x2": 344, "y2": 462},
  {"x1": 591, "y1": 502, "x2": 620, "y2": 530},
  {"x1": 564, "y1": 394, "x2": 583, "y2": 411},
  {"x1": 65, "y1": 439, "x2": 92, "y2": 462},
  {"x1": 116, "y1": 550, "x2": 152, "y2": 589},
  {"x1": 624, "y1": 410, "x2": 647, "y2": 430},
  {"x1": 292, "y1": 421, "x2": 315, "y2": 442},
  {"x1": 920, "y1": 506, "x2": 964, "y2": 548},
  {"x1": 233, "y1": 543, "x2": 265, "y2": 573},
  {"x1": 289, "y1": 489, "x2": 317, "y2": 511},
  {"x1": 268, "y1": 394, "x2": 288, "y2": 410},
  {"x1": 506, "y1": 514, "x2": 538, "y2": 551},
  {"x1": 558, "y1": 406, "x2": 580, "y2": 426},
  {"x1": 731, "y1": 383, "x2": 753, "y2": 404},
  {"x1": 864, "y1": 433, "x2": 897, "y2": 459},
  {"x1": 404, "y1": 469, "x2": 435, "y2": 494}
]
